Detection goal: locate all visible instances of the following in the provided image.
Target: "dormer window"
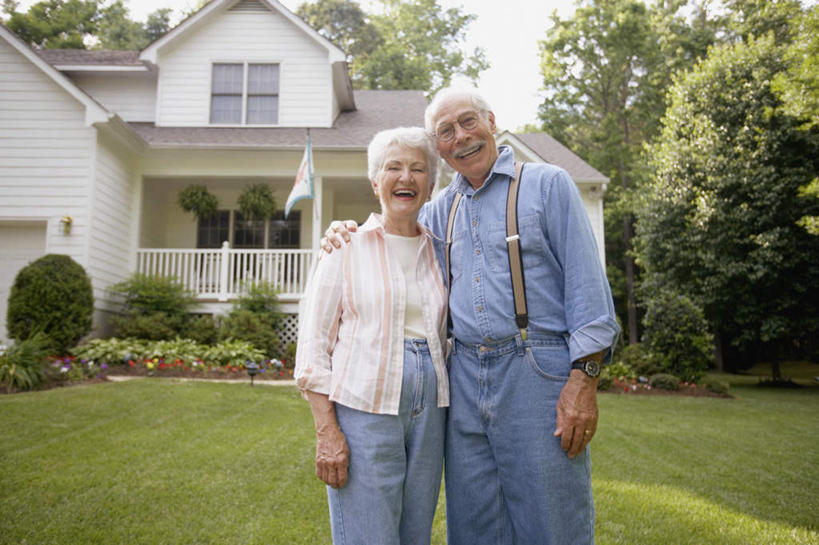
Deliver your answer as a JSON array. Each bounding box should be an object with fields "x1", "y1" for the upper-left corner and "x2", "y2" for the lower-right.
[{"x1": 210, "y1": 62, "x2": 279, "y2": 124}]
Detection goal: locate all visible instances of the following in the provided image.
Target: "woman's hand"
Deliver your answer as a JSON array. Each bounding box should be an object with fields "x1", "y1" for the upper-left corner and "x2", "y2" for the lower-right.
[
  {"x1": 320, "y1": 220, "x2": 358, "y2": 253},
  {"x1": 315, "y1": 423, "x2": 350, "y2": 488}
]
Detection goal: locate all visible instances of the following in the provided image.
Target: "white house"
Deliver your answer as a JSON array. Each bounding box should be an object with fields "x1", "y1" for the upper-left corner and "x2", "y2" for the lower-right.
[{"x1": 0, "y1": 0, "x2": 608, "y2": 346}]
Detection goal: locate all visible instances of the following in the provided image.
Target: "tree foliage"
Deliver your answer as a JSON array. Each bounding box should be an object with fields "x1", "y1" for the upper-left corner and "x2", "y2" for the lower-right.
[
  {"x1": 3, "y1": 0, "x2": 172, "y2": 50},
  {"x1": 635, "y1": 34, "x2": 819, "y2": 373},
  {"x1": 297, "y1": 0, "x2": 487, "y2": 94},
  {"x1": 538, "y1": 0, "x2": 717, "y2": 344}
]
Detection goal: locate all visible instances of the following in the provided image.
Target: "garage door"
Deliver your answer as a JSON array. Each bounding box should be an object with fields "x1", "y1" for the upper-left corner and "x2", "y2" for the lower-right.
[{"x1": 0, "y1": 223, "x2": 47, "y2": 344}]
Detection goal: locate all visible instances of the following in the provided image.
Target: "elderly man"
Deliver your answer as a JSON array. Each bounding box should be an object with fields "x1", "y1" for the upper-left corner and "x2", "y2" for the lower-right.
[{"x1": 324, "y1": 87, "x2": 619, "y2": 545}]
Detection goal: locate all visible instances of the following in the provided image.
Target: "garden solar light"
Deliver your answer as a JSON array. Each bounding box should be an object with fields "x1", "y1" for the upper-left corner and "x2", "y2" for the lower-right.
[{"x1": 246, "y1": 360, "x2": 259, "y2": 386}]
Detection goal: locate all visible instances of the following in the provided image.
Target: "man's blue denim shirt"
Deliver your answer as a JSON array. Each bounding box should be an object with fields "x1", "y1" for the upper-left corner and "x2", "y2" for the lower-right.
[{"x1": 420, "y1": 145, "x2": 620, "y2": 364}]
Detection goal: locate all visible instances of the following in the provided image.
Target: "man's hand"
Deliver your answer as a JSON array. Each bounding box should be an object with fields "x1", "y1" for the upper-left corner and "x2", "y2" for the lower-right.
[
  {"x1": 553, "y1": 370, "x2": 599, "y2": 458},
  {"x1": 315, "y1": 422, "x2": 350, "y2": 488},
  {"x1": 320, "y1": 220, "x2": 358, "y2": 253}
]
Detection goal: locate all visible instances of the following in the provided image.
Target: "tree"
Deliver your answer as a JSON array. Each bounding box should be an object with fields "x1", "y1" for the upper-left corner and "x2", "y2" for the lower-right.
[
  {"x1": 296, "y1": 0, "x2": 487, "y2": 94},
  {"x1": 4, "y1": 0, "x2": 172, "y2": 50},
  {"x1": 635, "y1": 34, "x2": 819, "y2": 376},
  {"x1": 4, "y1": 0, "x2": 99, "y2": 48},
  {"x1": 296, "y1": 0, "x2": 381, "y2": 62},
  {"x1": 538, "y1": 0, "x2": 717, "y2": 345}
]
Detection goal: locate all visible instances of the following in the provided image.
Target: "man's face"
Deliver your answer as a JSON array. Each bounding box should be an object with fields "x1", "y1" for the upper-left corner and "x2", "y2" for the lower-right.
[{"x1": 432, "y1": 95, "x2": 498, "y2": 189}]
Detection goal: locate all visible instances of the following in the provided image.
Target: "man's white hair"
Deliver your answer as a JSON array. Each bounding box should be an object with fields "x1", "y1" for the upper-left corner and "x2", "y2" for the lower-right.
[
  {"x1": 367, "y1": 127, "x2": 439, "y2": 190},
  {"x1": 425, "y1": 87, "x2": 493, "y2": 134}
]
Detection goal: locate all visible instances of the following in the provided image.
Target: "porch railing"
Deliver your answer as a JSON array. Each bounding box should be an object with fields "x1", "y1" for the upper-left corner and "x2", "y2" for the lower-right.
[{"x1": 136, "y1": 243, "x2": 315, "y2": 301}]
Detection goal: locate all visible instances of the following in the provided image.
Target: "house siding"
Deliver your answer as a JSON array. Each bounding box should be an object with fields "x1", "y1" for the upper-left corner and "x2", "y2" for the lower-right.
[
  {"x1": 0, "y1": 38, "x2": 94, "y2": 263},
  {"x1": 156, "y1": 10, "x2": 332, "y2": 127},
  {"x1": 87, "y1": 133, "x2": 139, "y2": 308},
  {"x1": 71, "y1": 74, "x2": 156, "y2": 122}
]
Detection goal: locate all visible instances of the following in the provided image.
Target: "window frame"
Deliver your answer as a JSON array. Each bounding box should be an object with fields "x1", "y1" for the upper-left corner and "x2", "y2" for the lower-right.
[{"x1": 209, "y1": 61, "x2": 280, "y2": 126}]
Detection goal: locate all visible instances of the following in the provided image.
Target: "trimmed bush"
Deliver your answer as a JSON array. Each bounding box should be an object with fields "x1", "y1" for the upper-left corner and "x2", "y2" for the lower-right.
[
  {"x1": 703, "y1": 376, "x2": 730, "y2": 395},
  {"x1": 220, "y1": 310, "x2": 281, "y2": 358},
  {"x1": 649, "y1": 373, "x2": 680, "y2": 391},
  {"x1": 641, "y1": 288, "x2": 713, "y2": 382},
  {"x1": 183, "y1": 315, "x2": 221, "y2": 346},
  {"x1": 0, "y1": 332, "x2": 51, "y2": 392},
  {"x1": 6, "y1": 254, "x2": 93, "y2": 353},
  {"x1": 108, "y1": 275, "x2": 196, "y2": 340}
]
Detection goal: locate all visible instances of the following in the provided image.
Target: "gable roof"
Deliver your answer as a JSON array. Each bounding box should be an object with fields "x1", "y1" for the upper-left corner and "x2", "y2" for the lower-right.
[
  {"x1": 0, "y1": 23, "x2": 112, "y2": 125},
  {"x1": 128, "y1": 90, "x2": 426, "y2": 150},
  {"x1": 498, "y1": 131, "x2": 608, "y2": 185},
  {"x1": 140, "y1": 0, "x2": 346, "y2": 64}
]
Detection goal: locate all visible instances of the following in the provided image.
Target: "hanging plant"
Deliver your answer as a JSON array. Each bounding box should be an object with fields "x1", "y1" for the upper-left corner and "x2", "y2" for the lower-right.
[
  {"x1": 177, "y1": 185, "x2": 219, "y2": 220},
  {"x1": 237, "y1": 184, "x2": 278, "y2": 221}
]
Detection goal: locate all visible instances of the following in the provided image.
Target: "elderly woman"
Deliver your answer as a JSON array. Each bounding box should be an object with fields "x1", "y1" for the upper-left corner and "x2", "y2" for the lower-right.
[{"x1": 295, "y1": 127, "x2": 448, "y2": 545}]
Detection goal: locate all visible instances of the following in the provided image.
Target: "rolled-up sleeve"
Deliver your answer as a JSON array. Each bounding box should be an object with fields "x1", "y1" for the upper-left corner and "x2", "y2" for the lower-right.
[
  {"x1": 543, "y1": 169, "x2": 620, "y2": 364},
  {"x1": 294, "y1": 249, "x2": 344, "y2": 394}
]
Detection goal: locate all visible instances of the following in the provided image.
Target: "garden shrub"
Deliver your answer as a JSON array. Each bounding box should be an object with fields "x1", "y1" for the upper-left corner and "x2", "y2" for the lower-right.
[
  {"x1": 204, "y1": 339, "x2": 264, "y2": 367},
  {"x1": 614, "y1": 343, "x2": 663, "y2": 378},
  {"x1": 649, "y1": 373, "x2": 680, "y2": 391},
  {"x1": 108, "y1": 274, "x2": 196, "y2": 340},
  {"x1": 597, "y1": 375, "x2": 613, "y2": 391},
  {"x1": 183, "y1": 314, "x2": 221, "y2": 345},
  {"x1": 220, "y1": 282, "x2": 283, "y2": 357},
  {"x1": 6, "y1": 254, "x2": 93, "y2": 353},
  {"x1": 110, "y1": 313, "x2": 185, "y2": 341},
  {"x1": 0, "y1": 332, "x2": 51, "y2": 392},
  {"x1": 702, "y1": 376, "x2": 730, "y2": 395},
  {"x1": 641, "y1": 288, "x2": 713, "y2": 382},
  {"x1": 220, "y1": 310, "x2": 281, "y2": 358}
]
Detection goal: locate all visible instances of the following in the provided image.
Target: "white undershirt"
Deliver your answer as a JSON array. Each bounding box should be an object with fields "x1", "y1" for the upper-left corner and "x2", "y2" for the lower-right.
[{"x1": 384, "y1": 233, "x2": 426, "y2": 339}]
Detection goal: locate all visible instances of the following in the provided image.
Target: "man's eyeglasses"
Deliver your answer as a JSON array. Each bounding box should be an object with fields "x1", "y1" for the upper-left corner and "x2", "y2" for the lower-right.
[{"x1": 434, "y1": 112, "x2": 481, "y2": 142}]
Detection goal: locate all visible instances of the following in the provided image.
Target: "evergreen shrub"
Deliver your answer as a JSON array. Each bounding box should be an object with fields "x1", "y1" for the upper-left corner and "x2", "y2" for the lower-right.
[
  {"x1": 641, "y1": 288, "x2": 713, "y2": 382},
  {"x1": 649, "y1": 373, "x2": 680, "y2": 391},
  {"x1": 6, "y1": 254, "x2": 93, "y2": 353},
  {"x1": 109, "y1": 274, "x2": 196, "y2": 340}
]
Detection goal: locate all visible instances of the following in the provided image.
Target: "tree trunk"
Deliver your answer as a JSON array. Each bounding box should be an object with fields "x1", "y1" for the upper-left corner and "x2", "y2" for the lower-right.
[{"x1": 623, "y1": 215, "x2": 638, "y2": 345}]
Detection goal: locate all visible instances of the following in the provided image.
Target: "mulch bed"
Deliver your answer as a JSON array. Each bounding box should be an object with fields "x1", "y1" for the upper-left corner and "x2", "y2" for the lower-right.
[{"x1": 601, "y1": 383, "x2": 731, "y2": 398}]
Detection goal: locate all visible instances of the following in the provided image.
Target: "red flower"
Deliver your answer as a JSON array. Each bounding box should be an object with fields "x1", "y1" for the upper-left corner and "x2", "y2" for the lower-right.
[{"x1": 128, "y1": 360, "x2": 135, "y2": 367}]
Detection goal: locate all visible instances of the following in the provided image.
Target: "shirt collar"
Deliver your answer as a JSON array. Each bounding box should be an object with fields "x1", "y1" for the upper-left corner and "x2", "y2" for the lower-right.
[
  {"x1": 451, "y1": 145, "x2": 516, "y2": 195},
  {"x1": 359, "y1": 212, "x2": 435, "y2": 241}
]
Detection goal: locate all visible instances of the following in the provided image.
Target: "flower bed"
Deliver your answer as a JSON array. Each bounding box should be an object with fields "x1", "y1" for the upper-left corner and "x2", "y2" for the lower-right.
[
  {"x1": 106, "y1": 357, "x2": 294, "y2": 381},
  {"x1": 603, "y1": 376, "x2": 730, "y2": 398}
]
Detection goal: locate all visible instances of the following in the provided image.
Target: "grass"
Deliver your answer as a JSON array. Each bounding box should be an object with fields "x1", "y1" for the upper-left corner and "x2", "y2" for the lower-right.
[{"x1": 0, "y1": 378, "x2": 817, "y2": 544}]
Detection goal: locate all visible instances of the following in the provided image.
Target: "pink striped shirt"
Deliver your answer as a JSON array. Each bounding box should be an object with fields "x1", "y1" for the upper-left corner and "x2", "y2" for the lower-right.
[{"x1": 295, "y1": 214, "x2": 449, "y2": 415}]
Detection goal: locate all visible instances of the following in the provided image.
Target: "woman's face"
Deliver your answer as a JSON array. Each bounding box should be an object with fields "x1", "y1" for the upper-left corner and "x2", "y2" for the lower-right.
[{"x1": 371, "y1": 144, "x2": 431, "y2": 224}]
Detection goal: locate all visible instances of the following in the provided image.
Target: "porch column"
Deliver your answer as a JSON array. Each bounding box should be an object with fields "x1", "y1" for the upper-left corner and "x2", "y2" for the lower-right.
[{"x1": 311, "y1": 175, "x2": 323, "y2": 251}]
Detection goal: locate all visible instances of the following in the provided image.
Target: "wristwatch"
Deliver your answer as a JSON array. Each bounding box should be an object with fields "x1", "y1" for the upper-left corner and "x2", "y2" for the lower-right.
[{"x1": 571, "y1": 358, "x2": 601, "y2": 378}]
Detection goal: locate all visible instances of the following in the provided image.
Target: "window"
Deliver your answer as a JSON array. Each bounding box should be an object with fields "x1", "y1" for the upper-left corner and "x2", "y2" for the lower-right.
[
  {"x1": 196, "y1": 210, "x2": 230, "y2": 248},
  {"x1": 210, "y1": 63, "x2": 279, "y2": 124},
  {"x1": 269, "y1": 210, "x2": 300, "y2": 248},
  {"x1": 197, "y1": 210, "x2": 299, "y2": 249},
  {"x1": 233, "y1": 212, "x2": 266, "y2": 248}
]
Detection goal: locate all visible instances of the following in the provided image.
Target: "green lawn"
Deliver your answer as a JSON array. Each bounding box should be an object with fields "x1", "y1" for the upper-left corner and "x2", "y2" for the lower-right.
[{"x1": 1, "y1": 379, "x2": 817, "y2": 544}]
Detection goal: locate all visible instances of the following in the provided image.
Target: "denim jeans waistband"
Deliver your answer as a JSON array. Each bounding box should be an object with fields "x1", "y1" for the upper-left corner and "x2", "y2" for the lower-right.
[
  {"x1": 404, "y1": 337, "x2": 429, "y2": 352},
  {"x1": 453, "y1": 331, "x2": 567, "y2": 357}
]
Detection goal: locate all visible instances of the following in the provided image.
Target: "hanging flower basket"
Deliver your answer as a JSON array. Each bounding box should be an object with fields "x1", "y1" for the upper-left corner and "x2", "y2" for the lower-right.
[
  {"x1": 237, "y1": 184, "x2": 278, "y2": 221},
  {"x1": 177, "y1": 185, "x2": 219, "y2": 220}
]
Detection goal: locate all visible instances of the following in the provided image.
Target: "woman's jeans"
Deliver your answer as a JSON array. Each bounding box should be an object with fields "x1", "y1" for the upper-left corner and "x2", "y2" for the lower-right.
[
  {"x1": 445, "y1": 333, "x2": 594, "y2": 545},
  {"x1": 328, "y1": 338, "x2": 445, "y2": 545}
]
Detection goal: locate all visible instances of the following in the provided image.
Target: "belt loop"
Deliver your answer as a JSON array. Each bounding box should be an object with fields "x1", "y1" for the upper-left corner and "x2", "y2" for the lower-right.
[{"x1": 515, "y1": 333, "x2": 525, "y2": 356}]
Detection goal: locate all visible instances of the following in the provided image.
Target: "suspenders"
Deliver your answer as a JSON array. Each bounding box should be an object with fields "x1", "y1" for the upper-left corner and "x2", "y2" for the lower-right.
[{"x1": 445, "y1": 162, "x2": 528, "y2": 340}]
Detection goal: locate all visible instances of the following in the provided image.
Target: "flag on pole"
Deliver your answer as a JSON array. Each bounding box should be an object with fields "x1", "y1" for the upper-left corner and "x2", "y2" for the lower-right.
[{"x1": 285, "y1": 133, "x2": 313, "y2": 218}]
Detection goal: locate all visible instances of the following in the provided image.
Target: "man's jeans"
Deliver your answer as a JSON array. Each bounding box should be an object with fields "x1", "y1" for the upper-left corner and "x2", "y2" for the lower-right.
[
  {"x1": 328, "y1": 338, "x2": 445, "y2": 545},
  {"x1": 445, "y1": 333, "x2": 594, "y2": 545}
]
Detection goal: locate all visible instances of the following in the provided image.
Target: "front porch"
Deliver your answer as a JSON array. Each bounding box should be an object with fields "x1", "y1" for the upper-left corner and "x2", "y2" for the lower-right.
[{"x1": 136, "y1": 244, "x2": 315, "y2": 303}]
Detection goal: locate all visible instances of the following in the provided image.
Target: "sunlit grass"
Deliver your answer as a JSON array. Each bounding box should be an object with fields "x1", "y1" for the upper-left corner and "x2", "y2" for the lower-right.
[{"x1": 1, "y1": 378, "x2": 817, "y2": 544}]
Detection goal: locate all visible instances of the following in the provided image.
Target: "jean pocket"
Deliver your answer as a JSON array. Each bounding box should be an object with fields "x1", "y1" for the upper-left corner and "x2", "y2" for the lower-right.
[{"x1": 524, "y1": 345, "x2": 570, "y2": 382}]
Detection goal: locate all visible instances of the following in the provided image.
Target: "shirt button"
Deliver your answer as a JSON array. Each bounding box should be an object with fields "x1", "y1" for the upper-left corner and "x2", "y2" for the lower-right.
[
  {"x1": 475, "y1": 249, "x2": 481, "y2": 255},
  {"x1": 485, "y1": 337, "x2": 492, "y2": 343},
  {"x1": 474, "y1": 195, "x2": 479, "y2": 201},
  {"x1": 475, "y1": 276, "x2": 480, "y2": 283},
  {"x1": 472, "y1": 220, "x2": 477, "y2": 227},
  {"x1": 477, "y1": 305, "x2": 483, "y2": 312}
]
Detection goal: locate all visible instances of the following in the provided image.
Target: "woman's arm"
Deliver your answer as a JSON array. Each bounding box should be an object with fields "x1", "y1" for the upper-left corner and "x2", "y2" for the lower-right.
[{"x1": 305, "y1": 390, "x2": 350, "y2": 488}]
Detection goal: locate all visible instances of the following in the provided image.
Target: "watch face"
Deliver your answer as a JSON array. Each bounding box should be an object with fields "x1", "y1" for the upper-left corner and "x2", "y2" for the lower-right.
[{"x1": 586, "y1": 361, "x2": 601, "y2": 377}]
